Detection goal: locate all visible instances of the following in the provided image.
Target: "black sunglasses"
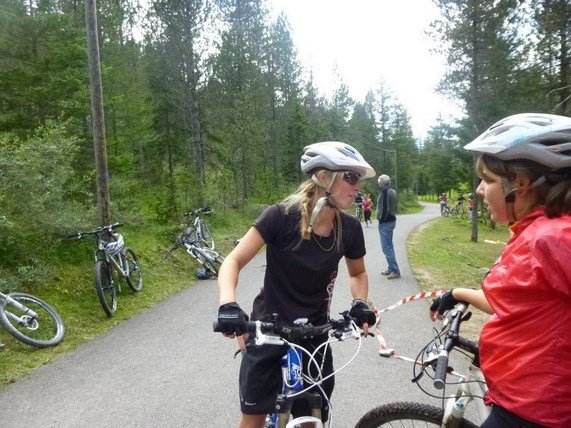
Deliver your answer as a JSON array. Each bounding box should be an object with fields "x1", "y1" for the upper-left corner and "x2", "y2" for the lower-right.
[{"x1": 342, "y1": 171, "x2": 361, "y2": 185}]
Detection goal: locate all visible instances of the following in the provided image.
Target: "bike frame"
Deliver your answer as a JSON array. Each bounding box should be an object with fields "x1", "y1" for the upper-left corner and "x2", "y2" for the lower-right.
[
  {"x1": 251, "y1": 319, "x2": 361, "y2": 428},
  {"x1": 94, "y1": 235, "x2": 130, "y2": 279}
]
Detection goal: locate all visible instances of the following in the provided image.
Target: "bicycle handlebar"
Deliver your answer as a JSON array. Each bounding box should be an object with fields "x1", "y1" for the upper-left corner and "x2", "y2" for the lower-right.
[
  {"x1": 433, "y1": 303, "x2": 470, "y2": 390},
  {"x1": 213, "y1": 312, "x2": 359, "y2": 343},
  {"x1": 183, "y1": 207, "x2": 213, "y2": 217},
  {"x1": 65, "y1": 223, "x2": 124, "y2": 239}
]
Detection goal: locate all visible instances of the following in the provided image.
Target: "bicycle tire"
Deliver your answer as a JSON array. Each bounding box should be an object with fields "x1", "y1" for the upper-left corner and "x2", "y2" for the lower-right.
[
  {"x1": 0, "y1": 292, "x2": 65, "y2": 348},
  {"x1": 195, "y1": 248, "x2": 219, "y2": 277},
  {"x1": 124, "y1": 248, "x2": 143, "y2": 292},
  {"x1": 355, "y1": 401, "x2": 478, "y2": 428},
  {"x1": 95, "y1": 260, "x2": 117, "y2": 316},
  {"x1": 200, "y1": 221, "x2": 215, "y2": 249}
]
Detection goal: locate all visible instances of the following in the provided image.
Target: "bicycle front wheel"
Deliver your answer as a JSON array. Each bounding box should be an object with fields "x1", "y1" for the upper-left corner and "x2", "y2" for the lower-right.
[
  {"x1": 0, "y1": 292, "x2": 65, "y2": 348},
  {"x1": 95, "y1": 260, "x2": 117, "y2": 316},
  {"x1": 124, "y1": 248, "x2": 143, "y2": 292},
  {"x1": 355, "y1": 401, "x2": 477, "y2": 428},
  {"x1": 195, "y1": 248, "x2": 219, "y2": 277}
]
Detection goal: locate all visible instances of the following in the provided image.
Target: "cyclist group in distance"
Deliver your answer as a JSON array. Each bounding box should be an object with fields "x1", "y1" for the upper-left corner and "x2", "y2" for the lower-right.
[{"x1": 215, "y1": 113, "x2": 571, "y2": 428}]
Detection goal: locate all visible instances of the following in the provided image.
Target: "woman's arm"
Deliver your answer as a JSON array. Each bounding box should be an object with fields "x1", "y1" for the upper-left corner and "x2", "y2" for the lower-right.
[
  {"x1": 346, "y1": 256, "x2": 368, "y2": 301},
  {"x1": 453, "y1": 288, "x2": 494, "y2": 315},
  {"x1": 218, "y1": 226, "x2": 265, "y2": 305}
]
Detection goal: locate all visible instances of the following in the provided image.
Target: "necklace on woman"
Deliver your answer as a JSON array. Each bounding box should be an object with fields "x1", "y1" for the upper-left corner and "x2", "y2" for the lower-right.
[{"x1": 311, "y1": 223, "x2": 336, "y2": 251}]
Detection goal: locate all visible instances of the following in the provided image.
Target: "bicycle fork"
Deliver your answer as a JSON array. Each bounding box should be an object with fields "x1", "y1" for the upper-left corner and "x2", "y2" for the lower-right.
[
  {"x1": 2, "y1": 296, "x2": 38, "y2": 326},
  {"x1": 442, "y1": 364, "x2": 488, "y2": 427}
]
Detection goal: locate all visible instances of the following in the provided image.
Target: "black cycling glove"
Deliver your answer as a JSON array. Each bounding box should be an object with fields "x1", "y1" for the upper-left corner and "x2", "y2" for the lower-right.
[
  {"x1": 429, "y1": 290, "x2": 459, "y2": 315},
  {"x1": 349, "y1": 299, "x2": 376, "y2": 327},
  {"x1": 217, "y1": 302, "x2": 249, "y2": 336}
]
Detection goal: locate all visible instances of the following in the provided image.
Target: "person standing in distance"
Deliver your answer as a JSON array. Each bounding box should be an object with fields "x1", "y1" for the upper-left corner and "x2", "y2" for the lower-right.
[
  {"x1": 216, "y1": 141, "x2": 377, "y2": 428},
  {"x1": 376, "y1": 174, "x2": 400, "y2": 279}
]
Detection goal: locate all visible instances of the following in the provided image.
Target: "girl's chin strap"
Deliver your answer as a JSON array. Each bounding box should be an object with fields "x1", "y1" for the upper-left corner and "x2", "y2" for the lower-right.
[
  {"x1": 307, "y1": 172, "x2": 338, "y2": 234},
  {"x1": 502, "y1": 175, "x2": 546, "y2": 223}
]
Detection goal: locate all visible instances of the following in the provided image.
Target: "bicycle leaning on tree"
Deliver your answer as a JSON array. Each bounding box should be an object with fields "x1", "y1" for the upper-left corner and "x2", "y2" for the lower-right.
[
  {"x1": 356, "y1": 302, "x2": 487, "y2": 428},
  {"x1": 66, "y1": 223, "x2": 143, "y2": 317}
]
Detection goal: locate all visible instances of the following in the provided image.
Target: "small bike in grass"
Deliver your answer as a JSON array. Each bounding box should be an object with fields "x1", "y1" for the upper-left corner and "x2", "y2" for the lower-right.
[
  {"x1": 214, "y1": 311, "x2": 362, "y2": 428},
  {"x1": 169, "y1": 223, "x2": 224, "y2": 278},
  {"x1": 184, "y1": 207, "x2": 216, "y2": 249},
  {"x1": 0, "y1": 290, "x2": 65, "y2": 348},
  {"x1": 66, "y1": 223, "x2": 143, "y2": 317},
  {"x1": 356, "y1": 302, "x2": 487, "y2": 428}
]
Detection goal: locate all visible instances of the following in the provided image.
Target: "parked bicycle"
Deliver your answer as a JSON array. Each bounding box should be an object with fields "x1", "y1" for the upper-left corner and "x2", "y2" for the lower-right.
[
  {"x1": 441, "y1": 204, "x2": 459, "y2": 217},
  {"x1": 169, "y1": 224, "x2": 224, "y2": 278},
  {"x1": 184, "y1": 207, "x2": 215, "y2": 249},
  {"x1": 66, "y1": 223, "x2": 143, "y2": 317},
  {"x1": 356, "y1": 302, "x2": 485, "y2": 427},
  {"x1": 214, "y1": 311, "x2": 362, "y2": 428},
  {"x1": 0, "y1": 290, "x2": 65, "y2": 348},
  {"x1": 354, "y1": 203, "x2": 363, "y2": 222}
]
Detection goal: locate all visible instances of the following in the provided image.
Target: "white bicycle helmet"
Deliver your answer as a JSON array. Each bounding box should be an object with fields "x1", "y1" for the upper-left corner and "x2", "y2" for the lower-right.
[
  {"x1": 464, "y1": 113, "x2": 571, "y2": 169},
  {"x1": 103, "y1": 233, "x2": 124, "y2": 255},
  {"x1": 301, "y1": 141, "x2": 376, "y2": 178}
]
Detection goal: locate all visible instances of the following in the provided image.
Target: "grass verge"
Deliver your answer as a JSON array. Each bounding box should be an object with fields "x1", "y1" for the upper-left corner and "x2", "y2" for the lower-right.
[
  {"x1": 406, "y1": 212, "x2": 510, "y2": 341},
  {"x1": 0, "y1": 212, "x2": 251, "y2": 387}
]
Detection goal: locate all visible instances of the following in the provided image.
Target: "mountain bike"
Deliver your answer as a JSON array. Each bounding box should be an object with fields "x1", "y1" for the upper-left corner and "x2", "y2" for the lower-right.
[
  {"x1": 66, "y1": 223, "x2": 143, "y2": 317},
  {"x1": 354, "y1": 203, "x2": 363, "y2": 222},
  {"x1": 356, "y1": 302, "x2": 488, "y2": 427},
  {"x1": 184, "y1": 207, "x2": 215, "y2": 249},
  {"x1": 169, "y1": 225, "x2": 224, "y2": 278},
  {"x1": 214, "y1": 311, "x2": 362, "y2": 428},
  {"x1": 441, "y1": 204, "x2": 458, "y2": 217},
  {"x1": 0, "y1": 290, "x2": 65, "y2": 348}
]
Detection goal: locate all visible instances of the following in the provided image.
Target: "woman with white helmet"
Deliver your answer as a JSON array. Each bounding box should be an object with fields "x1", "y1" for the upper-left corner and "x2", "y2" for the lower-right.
[
  {"x1": 216, "y1": 141, "x2": 376, "y2": 428},
  {"x1": 429, "y1": 113, "x2": 571, "y2": 428}
]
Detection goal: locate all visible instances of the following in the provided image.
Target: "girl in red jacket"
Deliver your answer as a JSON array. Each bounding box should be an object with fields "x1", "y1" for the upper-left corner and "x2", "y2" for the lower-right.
[{"x1": 430, "y1": 113, "x2": 571, "y2": 428}]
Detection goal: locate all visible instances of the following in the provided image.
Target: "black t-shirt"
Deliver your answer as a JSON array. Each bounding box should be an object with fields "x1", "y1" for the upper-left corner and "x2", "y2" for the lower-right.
[{"x1": 251, "y1": 204, "x2": 366, "y2": 324}]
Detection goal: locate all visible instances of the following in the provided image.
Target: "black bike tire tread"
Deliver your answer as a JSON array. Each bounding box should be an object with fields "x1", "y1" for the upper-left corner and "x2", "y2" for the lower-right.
[
  {"x1": 0, "y1": 292, "x2": 65, "y2": 348},
  {"x1": 124, "y1": 248, "x2": 143, "y2": 292},
  {"x1": 95, "y1": 260, "x2": 117, "y2": 317},
  {"x1": 355, "y1": 401, "x2": 477, "y2": 428}
]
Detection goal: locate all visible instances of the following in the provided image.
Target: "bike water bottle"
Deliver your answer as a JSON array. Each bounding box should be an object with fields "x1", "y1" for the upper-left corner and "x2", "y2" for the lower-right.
[{"x1": 282, "y1": 348, "x2": 303, "y2": 391}]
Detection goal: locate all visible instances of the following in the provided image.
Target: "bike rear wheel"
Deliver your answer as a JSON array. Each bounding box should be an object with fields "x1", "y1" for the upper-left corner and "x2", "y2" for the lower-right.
[
  {"x1": 95, "y1": 260, "x2": 117, "y2": 316},
  {"x1": 355, "y1": 401, "x2": 477, "y2": 428},
  {"x1": 0, "y1": 292, "x2": 65, "y2": 348},
  {"x1": 124, "y1": 248, "x2": 143, "y2": 292}
]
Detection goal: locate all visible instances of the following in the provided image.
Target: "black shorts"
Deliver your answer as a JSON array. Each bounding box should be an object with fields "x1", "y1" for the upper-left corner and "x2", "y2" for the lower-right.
[
  {"x1": 238, "y1": 335, "x2": 334, "y2": 421},
  {"x1": 481, "y1": 404, "x2": 545, "y2": 428},
  {"x1": 364, "y1": 211, "x2": 371, "y2": 221}
]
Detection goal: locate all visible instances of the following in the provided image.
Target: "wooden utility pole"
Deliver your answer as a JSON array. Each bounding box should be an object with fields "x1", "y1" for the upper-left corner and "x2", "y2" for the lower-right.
[{"x1": 85, "y1": 0, "x2": 111, "y2": 226}]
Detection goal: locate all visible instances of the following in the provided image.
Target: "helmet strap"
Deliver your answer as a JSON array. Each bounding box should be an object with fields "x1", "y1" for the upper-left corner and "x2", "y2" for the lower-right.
[
  {"x1": 502, "y1": 175, "x2": 545, "y2": 223},
  {"x1": 307, "y1": 172, "x2": 338, "y2": 234}
]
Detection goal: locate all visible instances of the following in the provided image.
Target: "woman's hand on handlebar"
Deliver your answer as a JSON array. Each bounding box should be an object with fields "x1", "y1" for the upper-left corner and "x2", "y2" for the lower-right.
[
  {"x1": 429, "y1": 290, "x2": 459, "y2": 321},
  {"x1": 349, "y1": 299, "x2": 376, "y2": 337}
]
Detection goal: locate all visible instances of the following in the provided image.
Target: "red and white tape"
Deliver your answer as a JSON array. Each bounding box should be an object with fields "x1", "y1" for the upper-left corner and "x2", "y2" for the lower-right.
[{"x1": 372, "y1": 290, "x2": 448, "y2": 356}]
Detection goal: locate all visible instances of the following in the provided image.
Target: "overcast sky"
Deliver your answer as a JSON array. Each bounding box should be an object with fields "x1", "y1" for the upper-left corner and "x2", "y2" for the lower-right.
[{"x1": 267, "y1": 0, "x2": 463, "y2": 139}]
